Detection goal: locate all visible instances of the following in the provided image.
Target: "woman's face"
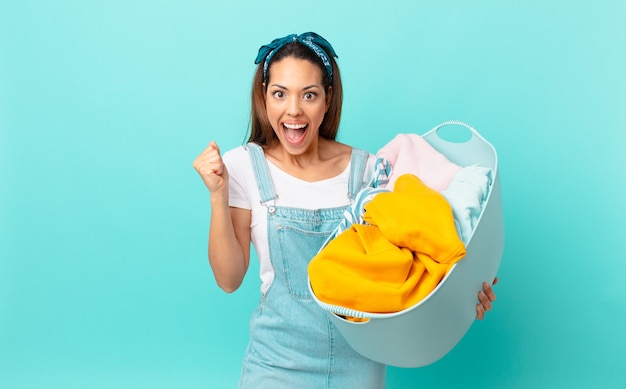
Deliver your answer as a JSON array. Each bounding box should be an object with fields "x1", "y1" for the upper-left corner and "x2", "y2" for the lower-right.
[{"x1": 265, "y1": 57, "x2": 331, "y2": 155}]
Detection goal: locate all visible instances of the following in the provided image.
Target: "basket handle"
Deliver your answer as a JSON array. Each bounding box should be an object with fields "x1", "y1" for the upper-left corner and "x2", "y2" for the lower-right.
[
  {"x1": 430, "y1": 120, "x2": 488, "y2": 143},
  {"x1": 424, "y1": 120, "x2": 498, "y2": 170}
]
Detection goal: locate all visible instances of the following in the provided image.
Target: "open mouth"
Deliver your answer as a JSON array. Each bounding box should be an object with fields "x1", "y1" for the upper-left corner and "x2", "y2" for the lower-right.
[{"x1": 282, "y1": 122, "x2": 308, "y2": 144}]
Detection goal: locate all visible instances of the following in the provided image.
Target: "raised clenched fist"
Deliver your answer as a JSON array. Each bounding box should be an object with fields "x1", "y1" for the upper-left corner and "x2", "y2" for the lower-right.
[{"x1": 193, "y1": 141, "x2": 229, "y2": 196}]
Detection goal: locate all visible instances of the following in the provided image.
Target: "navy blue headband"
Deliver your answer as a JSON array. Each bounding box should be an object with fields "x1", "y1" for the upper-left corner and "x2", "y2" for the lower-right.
[{"x1": 254, "y1": 32, "x2": 338, "y2": 83}]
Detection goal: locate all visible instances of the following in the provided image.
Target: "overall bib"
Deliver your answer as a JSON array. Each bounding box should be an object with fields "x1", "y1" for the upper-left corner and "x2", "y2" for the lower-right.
[{"x1": 239, "y1": 143, "x2": 386, "y2": 389}]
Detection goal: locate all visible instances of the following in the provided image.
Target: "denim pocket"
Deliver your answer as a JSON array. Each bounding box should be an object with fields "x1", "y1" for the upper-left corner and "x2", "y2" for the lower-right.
[{"x1": 276, "y1": 225, "x2": 330, "y2": 300}]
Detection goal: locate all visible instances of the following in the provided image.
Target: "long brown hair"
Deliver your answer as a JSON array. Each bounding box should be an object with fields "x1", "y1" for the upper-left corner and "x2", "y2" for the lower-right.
[{"x1": 247, "y1": 41, "x2": 343, "y2": 146}]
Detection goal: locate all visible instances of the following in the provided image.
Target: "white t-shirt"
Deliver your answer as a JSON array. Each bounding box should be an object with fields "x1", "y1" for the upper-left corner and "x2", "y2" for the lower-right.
[{"x1": 222, "y1": 145, "x2": 375, "y2": 294}]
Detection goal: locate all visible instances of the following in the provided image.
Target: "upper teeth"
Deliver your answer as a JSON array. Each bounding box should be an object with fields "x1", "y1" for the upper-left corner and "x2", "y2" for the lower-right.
[{"x1": 284, "y1": 123, "x2": 307, "y2": 130}]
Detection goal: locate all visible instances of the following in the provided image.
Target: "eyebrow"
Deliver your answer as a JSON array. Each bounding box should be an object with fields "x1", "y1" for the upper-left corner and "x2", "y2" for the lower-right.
[{"x1": 270, "y1": 84, "x2": 321, "y2": 90}]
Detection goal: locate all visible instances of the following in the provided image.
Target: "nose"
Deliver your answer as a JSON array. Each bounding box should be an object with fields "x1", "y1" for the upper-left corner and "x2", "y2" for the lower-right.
[{"x1": 287, "y1": 96, "x2": 302, "y2": 116}]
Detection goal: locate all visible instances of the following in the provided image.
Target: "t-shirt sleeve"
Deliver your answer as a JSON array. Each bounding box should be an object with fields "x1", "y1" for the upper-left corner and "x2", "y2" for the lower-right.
[{"x1": 222, "y1": 148, "x2": 252, "y2": 210}]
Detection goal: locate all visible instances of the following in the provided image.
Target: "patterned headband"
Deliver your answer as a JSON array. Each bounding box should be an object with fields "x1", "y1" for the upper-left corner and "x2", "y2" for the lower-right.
[{"x1": 254, "y1": 32, "x2": 339, "y2": 83}]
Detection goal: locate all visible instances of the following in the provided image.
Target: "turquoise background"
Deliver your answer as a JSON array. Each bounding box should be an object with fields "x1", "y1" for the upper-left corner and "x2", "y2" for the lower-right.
[{"x1": 1, "y1": 1, "x2": 625, "y2": 388}]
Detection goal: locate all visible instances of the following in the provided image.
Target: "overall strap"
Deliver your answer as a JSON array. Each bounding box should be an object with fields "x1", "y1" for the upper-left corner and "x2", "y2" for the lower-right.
[
  {"x1": 347, "y1": 147, "x2": 368, "y2": 201},
  {"x1": 246, "y1": 143, "x2": 278, "y2": 204}
]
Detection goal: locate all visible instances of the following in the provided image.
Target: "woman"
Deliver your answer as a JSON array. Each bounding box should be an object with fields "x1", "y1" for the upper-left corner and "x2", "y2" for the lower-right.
[{"x1": 193, "y1": 32, "x2": 497, "y2": 388}]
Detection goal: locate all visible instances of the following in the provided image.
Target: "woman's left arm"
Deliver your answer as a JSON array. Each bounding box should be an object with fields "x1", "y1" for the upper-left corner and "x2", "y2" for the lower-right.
[{"x1": 476, "y1": 277, "x2": 498, "y2": 320}]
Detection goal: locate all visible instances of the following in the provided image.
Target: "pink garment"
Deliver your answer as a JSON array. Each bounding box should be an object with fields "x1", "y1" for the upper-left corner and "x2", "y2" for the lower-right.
[{"x1": 376, "y1": 134, "x2": 461, "y2": 191}]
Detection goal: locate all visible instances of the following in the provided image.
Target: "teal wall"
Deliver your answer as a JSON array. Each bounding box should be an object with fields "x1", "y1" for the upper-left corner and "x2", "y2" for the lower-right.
[{"x1": 1, "y1": 1, "x2": 624, "y2": 388}]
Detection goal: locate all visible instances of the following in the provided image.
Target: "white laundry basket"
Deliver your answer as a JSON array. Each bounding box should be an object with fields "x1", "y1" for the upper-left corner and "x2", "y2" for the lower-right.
[{"x1": 309, "y1": 121, "x2": 504, "y2": 368}]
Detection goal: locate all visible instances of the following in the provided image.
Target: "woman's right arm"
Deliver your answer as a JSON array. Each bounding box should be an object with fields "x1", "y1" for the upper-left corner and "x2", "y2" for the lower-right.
[{"x1": 193, "y1": 141, "x2": 251, "y2": 293}]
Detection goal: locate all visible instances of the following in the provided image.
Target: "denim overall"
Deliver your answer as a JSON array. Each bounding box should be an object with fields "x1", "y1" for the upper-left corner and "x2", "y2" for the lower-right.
[{"x1": 239, "y1": 143, "x2": 386, "y2": 389}]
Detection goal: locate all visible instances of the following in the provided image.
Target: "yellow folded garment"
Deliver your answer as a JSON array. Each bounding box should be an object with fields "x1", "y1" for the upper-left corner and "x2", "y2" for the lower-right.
[{"x1": 308, "y1": 174, "x2": 466, "y2": 314}]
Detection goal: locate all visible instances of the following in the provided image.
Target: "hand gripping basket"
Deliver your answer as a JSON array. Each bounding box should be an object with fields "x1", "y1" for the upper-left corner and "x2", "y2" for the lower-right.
[{"x1": 309, "y1": 121, "x2": 504, "y2": 368}]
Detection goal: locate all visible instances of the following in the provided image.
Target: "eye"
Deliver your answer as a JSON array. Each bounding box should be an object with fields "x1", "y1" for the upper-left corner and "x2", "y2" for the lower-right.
[
  {"x1": 303, "y1": 92, "x2": 317, "y2": 100},
  {"x1": 272, "y1": 90, "x2": 285, "y2": 99}
]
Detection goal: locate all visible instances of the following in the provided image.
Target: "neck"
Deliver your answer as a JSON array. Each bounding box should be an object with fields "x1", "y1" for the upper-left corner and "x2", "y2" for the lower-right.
[{"x1": 269, "y1": 138, "x2": 325, "y2": 170}]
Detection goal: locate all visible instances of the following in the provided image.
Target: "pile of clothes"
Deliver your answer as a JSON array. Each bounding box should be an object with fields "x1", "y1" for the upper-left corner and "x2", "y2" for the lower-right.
[{"x1": 308, "y1": 134, "x2": 492, "y2": 316}]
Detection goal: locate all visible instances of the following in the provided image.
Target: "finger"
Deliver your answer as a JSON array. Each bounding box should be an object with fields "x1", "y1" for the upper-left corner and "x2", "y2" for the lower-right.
[
  {"x1": 208, "y1": 143, "x2": 224, "y2": 172},
  {"x1": 193, "y1": 142, "x2": 218, "y2": 167},
  {"x1": 476, "y1": 303, "x2": 485, "y2": 320},
  {"x1": 193, "y1": 153, "x2": 221, "y2": 174},
  {"x1": 194, "y1": 143, "x2": 225, "y2": 174},
  {"x1": 202, "y1": 158, "x2": 224, "y2": 176},
  {"x1": 478, "y1": 290, "x2": 492, "y2": 312},
  {"x1": 208, "y1": 141, "x2": 221, "y2": 155},
  {"x1": 483, "y1": 281, "x2": 496, "y2": 302},
  {"x1": 212, "y1": 160, "x2": 224, "y2": 175},
  {"x1": 196, "y1": 142, "x2": 221, "y2": 162},
  {"x1": 493, "y1": 277, "x2": 499, "y2": 286}
]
